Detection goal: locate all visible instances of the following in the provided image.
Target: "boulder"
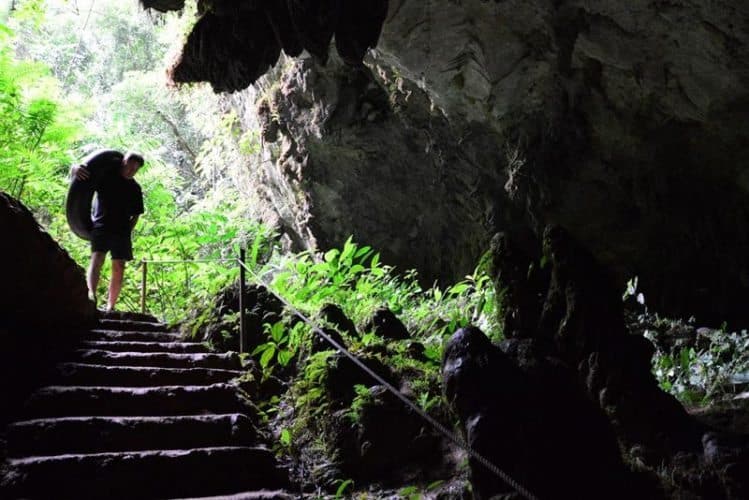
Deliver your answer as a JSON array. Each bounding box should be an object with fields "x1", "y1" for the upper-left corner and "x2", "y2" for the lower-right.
[
  {"x1": 442, "y1": 326, "x2": 637, "y2": 500},
  {"x1": 318, "y1": 303, "x2": 358, "y2": 338},
  {"x1": 363, "y1": 307, "x2": 410, "y2": 340}
]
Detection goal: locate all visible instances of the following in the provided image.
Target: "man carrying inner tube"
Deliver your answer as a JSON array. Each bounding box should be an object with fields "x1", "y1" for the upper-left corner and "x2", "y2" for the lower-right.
[{"x1": 71, "y1": 152, "x2": 145, "y2": 311}]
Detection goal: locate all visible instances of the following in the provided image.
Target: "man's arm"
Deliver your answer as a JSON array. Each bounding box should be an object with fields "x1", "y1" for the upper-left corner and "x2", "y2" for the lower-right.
[{"x1": 129, "y1": 215, "x2": 140, "y2": 232}]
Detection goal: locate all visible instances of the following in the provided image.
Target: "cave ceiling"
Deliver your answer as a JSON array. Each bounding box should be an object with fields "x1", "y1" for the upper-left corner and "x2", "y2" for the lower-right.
[{"x1": 142, "y1": 0, "x2": 389, "y2": 92}]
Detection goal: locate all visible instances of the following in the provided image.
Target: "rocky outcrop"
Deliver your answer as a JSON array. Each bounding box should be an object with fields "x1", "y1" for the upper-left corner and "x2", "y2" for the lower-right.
[
  {"x1": 252, "y1": 56, "x2": 519, "y2": 281},
  {"x1": 0, "y1": 192, "x2": 94, "y2": 329},
  {"x1": 491, "y1": 227, "x2": 700, "y2": 455},
  {"x1": 441, "y1": 226, "x2": 749, "y2": 499},
  {"x1": 443, "y1": 326, "x2": 639, "y2": 500},
  {"x1": 181, "y1": 282, "x2": 285, "y2": 355}
]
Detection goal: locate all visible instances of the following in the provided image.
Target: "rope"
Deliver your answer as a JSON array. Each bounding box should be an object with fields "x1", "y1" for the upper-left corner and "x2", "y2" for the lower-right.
[{"x1": 234, "y1": 259, "x2": 539, "y2": 500}]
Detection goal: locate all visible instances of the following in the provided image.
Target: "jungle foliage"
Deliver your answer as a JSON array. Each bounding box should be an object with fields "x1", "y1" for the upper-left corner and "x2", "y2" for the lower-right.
[
  {"x1": 0, "y1": 1, "x2": 262, "y2": 321},
  {"x1": 645, "y1": 319, "x2": 749, "y2": 406}
]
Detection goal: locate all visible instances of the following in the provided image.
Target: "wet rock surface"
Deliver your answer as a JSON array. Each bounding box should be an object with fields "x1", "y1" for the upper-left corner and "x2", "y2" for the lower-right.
[
  {"x1": 249, "y1": 53, "x2": 516, "y2": 284},
  {"x1": 324, "y1": 352, "x2": 396, "y2": 403},
  {"x1": 443, "y1": 326, "x2": 637, "y2": 500},
  {"x1": 363, "y1": 307, "x2": 410, "y2": 340},
  {"x1": 334, "y1": 385, "x2": 443, "y2": 484},
  {"x1": 443, "y1": 226, "x2": 749, "y2": 499},
  {"x1": 492, "y1": 227, "x2": 701, "y2": 455},
  {"x1": 319, "y1": 303, "x2": 359, "y2": 338},
  {"x1": 375, "y1": 0, "x2": 749, "y2": 326},
  {"x1": 310, "y1": 326, "x2": 346, "y2": 354}
]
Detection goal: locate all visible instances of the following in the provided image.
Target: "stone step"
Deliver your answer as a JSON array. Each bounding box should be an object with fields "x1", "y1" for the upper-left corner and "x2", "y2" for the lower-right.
[
  {"x1": 7, "y1": 414, "x2": 256, "y2": 456},
  {"x1": 173, "y1": 491, "x2": 296, "y2": 500},
  {"x1": 99, "y1": 310, "x2": 160, "y2": 323},
  {"x1": 80, "y1": 340, "x2": 209, "y2": 353},
  {"x1": 1, "y1": 447, "x2": 288, "y2": 499},
  {"x1": 83, "y1": 329, "x2": 182, "y2": 343},
  {"x1": 72, "y1": 349, "x2": 242, "y2": 370},
  {"x1": 98, "y1": 318, "x2": 170, "y2": 332},
  {"x1": 23, "y1": 384, "x2": 253, "y2": 418},
  {"x1": 56, "y1": 363, "x2": 243, "y2": 387}
]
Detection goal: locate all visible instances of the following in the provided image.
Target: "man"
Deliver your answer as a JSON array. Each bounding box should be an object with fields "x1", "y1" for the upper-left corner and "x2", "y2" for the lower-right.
[{"x1": 72, "y1": 152, "x2": 145, "y2": 311}]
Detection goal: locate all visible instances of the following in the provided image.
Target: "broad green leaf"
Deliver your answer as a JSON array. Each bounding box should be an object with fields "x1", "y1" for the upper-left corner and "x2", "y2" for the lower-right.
[
  {"x1": 279, "y1": 428, "x2": 292, "y2": 446},
  {"x1": 324, "y1": 248, "x2": 339, "y2": 263},
  {"x1": 340, "y1": 236, "x2": 356, "y2": 262},
  {"x1": 251, "y1": 342, "x2": 271, "y2": 356},
  {"x1": 335, "y1": 479, "x2": 354, "y2": 499},
  {"x1": 354, "y1": 246, "x2": 371, "y2": 259},
  {"x1": 271, "y1": 321, "x2": 285, "y2": 342},
  {"x1": 260, "y1": 345, "x2": 276, "y2": 368},
  {"x1": 448, "y1": 283, "x2": 470, "y2": 295},
  {"x1": 277, "y1": 349, "x2": 293, "y2": 366}
]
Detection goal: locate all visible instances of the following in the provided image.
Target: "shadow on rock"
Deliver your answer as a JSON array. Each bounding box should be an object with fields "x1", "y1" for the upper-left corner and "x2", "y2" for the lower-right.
[{"x1": 443, "y1": 326, "x2": 638, "y2": 500}]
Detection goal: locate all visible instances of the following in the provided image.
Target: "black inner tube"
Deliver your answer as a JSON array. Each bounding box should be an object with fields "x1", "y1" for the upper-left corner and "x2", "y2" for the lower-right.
[{"x1": 65, "y1": 149, "x2": 123, "y2": 241}]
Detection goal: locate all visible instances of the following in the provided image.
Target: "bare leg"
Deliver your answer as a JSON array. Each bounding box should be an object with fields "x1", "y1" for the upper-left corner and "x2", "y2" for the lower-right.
[
  {"x1": 87, "y1": 252, "x2": 106, "y2": 306},
  {"x1": 107, "y1": 259, "x2": 126, "y2": 312}
]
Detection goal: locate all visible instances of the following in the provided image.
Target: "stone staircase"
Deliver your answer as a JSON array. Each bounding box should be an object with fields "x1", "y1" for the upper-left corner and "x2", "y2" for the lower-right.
[{"x1": 1, "y1": 313, "x2": 293, "y2": 499}]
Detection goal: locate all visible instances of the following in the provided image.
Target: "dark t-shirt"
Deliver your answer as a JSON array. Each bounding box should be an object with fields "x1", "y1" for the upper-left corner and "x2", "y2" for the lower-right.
[{"x1": 92, "y1": 170, "x2": 144, "y2": 233}]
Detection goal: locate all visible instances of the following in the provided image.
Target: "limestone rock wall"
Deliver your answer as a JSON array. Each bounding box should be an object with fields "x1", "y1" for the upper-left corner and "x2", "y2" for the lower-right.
[
  {"x1": 374, "y1": 0, "x2": 749, "y2": 323},
  {"x1": 243, "y1": 0, "x2": 749, "y2": 324},
  {"x1": 253, "y1": 56, "x2": 522, "y2": 281}
]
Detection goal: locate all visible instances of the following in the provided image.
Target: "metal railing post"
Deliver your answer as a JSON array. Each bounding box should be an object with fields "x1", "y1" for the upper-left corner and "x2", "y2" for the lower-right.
[
  {"x1": 140, "y1": 260, "x2": 148, "y2": 314},
  {"x1": 239, "y1": 248, "x2": 247, "y2": 354}
]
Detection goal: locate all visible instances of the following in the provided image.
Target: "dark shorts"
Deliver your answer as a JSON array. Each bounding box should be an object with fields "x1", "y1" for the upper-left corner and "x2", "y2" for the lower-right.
[{"x1": 91, "y1": 227, "x2": 134, "y2": 261}]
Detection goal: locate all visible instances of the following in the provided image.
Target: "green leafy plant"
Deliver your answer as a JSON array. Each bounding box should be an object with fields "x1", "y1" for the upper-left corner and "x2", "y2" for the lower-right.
[
  {"x1": 251, "y1": 320, "x2": 306, "y2": 378},
  {"x1": 346, "y1": 384, "x2": 373, "y2": 424},
  {"x1": 398, "y1": 485, "x2": 420, "y2": 499},
  {"x1": 647, "y1": 323, "x2": 749, "y2": 405},
  {"x1": 279, "y1": 428, "x2": 292, "y2": 447},
  {"x1": 416, "y1": 390, "x2": 440, "y2": 413},
  {"x1": 294, "y1": 350, "x2": 333, "y2": 410},
  {"x1": 334, "y1": 479, "x2": 354, "y2": 499},
  {"x1": 269, "y1": 238, "x2": 501, "y2": 357}
]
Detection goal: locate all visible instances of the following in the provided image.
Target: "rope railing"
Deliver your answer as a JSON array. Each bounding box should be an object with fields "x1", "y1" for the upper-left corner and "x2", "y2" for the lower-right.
[
  {"x1": 137, "y1": 250, "x2": 539, "y2": 500},
  {"x1": 137, "y1": 257, "x2": 240, "y2": 320}
]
